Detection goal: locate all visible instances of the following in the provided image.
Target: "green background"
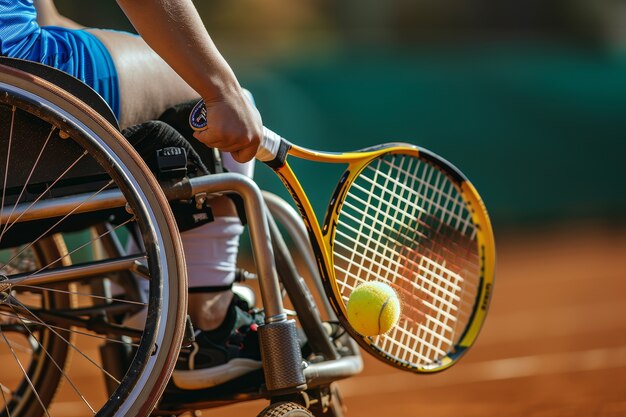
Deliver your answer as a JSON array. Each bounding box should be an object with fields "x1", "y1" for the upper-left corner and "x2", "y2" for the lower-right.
[{"x1": 53, "y1": 1, "x2": 626, "y2": 231}]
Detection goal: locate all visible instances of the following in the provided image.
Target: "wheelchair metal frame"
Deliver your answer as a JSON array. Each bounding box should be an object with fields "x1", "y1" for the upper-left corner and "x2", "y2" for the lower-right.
[{"x1": 0, "y1": 60, "x2": 362, "y2": 417}]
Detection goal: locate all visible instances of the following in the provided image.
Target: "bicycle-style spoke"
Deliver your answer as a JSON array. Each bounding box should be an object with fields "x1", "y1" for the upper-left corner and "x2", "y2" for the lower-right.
[
  {"x1": 9, "y1": 305, "x2": 97, "y2": 415},
  {"x1": 0, "y1": 382, "x2": 13, "y2": 417},
  {"x1": 0, "y1": 311, "x2": 140, "y2": 348},
  {"x1": 0, "y1": 126, "x2": 55, "y2": 242},
  {"x1": 13, "y1": 285, "x2": 147, "y2": 308},
  {"x1": 0, "y1": 252, "x2": 35, "y2": 276},
  {"x1": 0, "y1": 325, "x2": 51, "y2": 417},
  {"x1": 9, "y1": 216, "x2": 136, "y2": 288},
  {"x1": 7, "y1": 296, "x2": 122, "y2": 386},
  {"x1": 0, "y1": 332, "x2": 34, "y2": 355},
  {"x1": 0, "y1": 179, "x2": 114, "y2": 271},
  {"x1": 33, "y1": 217, "x2": 135, "y2": 276},
  {"x1": 0, "y1": 150, "x2": 88, "y2": 240},
  {"x1": 0, "y1": 106, "x2": 16, "y2": 235}
]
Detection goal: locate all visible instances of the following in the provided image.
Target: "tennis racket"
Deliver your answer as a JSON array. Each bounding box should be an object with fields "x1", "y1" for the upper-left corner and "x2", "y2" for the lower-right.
[{"x1": 189, "y1": 100, "x2": 495, "y2": 373}]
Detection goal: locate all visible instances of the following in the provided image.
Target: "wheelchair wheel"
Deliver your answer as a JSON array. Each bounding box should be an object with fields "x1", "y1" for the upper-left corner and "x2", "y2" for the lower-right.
[{"x1": 0, "y1": 65, "x2": 187, "y2": 416}]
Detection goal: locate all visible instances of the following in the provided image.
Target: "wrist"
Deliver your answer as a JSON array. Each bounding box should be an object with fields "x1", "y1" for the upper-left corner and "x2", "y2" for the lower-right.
[{"x1": 200, "y1": 69, "x2": 242, "y2": 104}]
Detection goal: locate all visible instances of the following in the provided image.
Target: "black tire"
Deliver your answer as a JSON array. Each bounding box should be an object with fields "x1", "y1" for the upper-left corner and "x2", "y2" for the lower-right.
[
  {"x1": 0, "y1": 64, "x2": 187, "y2": 417},
  {"x1": 257, "y1": 402, "x2": 314, "y2": 417}
]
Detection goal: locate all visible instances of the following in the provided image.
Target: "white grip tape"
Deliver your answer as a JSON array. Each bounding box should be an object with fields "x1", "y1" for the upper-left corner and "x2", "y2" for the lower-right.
[{"x1": 256, "y1": 127, "x2": 282, "y2": 162}]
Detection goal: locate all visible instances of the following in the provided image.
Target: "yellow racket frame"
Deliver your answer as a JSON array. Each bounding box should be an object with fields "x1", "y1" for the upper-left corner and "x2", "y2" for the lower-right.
[{"x1": 273, "y1": 142, "x2": 496, "y2": 373}]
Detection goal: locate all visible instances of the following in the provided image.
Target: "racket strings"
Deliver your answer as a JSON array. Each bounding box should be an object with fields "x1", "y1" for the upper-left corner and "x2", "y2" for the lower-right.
[
  {"x1": 335, "y1": 199, "x2": 480, "y2": 275},
  {"x1": 333, "y1": 244, "x2": 463, "y2": 322},
  {"x1": 342, "y1": 162, "x2": 480, "y2": 273},
  {"x1": 375, "y1": 157, "x2": 476, "y2": 237},
  {"x1": 333, "y1": 153, "x2": 480, "y2": 368}
]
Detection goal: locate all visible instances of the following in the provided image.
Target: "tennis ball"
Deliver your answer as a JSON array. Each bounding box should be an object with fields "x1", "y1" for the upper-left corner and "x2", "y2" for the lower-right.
[{"x1": 347, "y1": 281, "x2": 401, "y2": 336}]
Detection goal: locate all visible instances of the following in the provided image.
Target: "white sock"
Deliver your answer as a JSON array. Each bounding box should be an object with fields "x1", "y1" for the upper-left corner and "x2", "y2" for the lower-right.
[
  {"x1": 182, "y1": 216, "x2": 244, "y2": 289},
  {"x1": 122, "y1": 217, "x2": 244, "y2": 328}
]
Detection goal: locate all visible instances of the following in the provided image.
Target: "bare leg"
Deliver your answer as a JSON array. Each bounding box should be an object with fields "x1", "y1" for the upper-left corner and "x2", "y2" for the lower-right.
[
  {"x1": 36, "y1": 0, "x2": 195, "y2": 124},
  {"x1": 37, "y1": 3, "x2": 198, "y2": 129},
  {"x1": 188, "y1": 291, "x2": 234, "y2": 330},
  {"x1": 87, "y1": 29, "x2": 200, "y2": 130}
]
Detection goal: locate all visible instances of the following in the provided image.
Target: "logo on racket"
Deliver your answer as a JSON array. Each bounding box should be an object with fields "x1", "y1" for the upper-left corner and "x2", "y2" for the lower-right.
[{"x1": 189, "y1": 100, "x2": 208, "y2": 131}]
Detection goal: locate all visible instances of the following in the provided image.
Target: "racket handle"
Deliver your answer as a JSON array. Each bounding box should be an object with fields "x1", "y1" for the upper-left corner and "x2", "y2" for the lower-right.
[
  {"x1": 259, "y1": 127, "x2": 291, "y2": 167},
  {"x1": 189, "y1": 99, "x2": 290, "y2": 166}
]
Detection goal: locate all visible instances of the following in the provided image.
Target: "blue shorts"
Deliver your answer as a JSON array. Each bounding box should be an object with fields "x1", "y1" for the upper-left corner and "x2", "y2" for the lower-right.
[{"x1": 0, "y1": 1, "x2": 120, "y2": 120}]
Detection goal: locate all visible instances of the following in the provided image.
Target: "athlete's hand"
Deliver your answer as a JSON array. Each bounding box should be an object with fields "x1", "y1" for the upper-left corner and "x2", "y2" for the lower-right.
[{"x1": 192, "y1": 90, "x2": 262, "y2": 163}]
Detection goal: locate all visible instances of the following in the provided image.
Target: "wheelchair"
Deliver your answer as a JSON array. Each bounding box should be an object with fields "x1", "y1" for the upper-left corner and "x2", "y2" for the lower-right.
[{"x1": 0, "y1": 58, "x2": 362, "y2": 417}]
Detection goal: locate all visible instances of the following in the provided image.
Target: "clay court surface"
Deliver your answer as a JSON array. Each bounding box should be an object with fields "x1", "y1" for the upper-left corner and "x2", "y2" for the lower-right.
[
  {"x1": 227, "y1": 224, "x2": 626, "y2": 417},
  {"x1": 4, "y1": 224, "x2": 626, "y2": 416}
]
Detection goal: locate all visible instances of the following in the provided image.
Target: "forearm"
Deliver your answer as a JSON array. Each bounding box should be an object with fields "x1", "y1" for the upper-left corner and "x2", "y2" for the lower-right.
[
  {"x1": 116, "y1": 0, "x2": 240, "y2": 101},
  {"x1": 34, "y1": 0, "x2": 85, "y2": 29}
]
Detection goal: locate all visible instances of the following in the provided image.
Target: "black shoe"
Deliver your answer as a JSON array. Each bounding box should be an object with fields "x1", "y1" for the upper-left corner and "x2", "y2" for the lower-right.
[{"x1": 172, "y1": 295, "x2": 264, "y2": 390}]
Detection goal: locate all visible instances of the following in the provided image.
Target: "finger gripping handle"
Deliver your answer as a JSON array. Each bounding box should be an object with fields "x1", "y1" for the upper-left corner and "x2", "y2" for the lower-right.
[{"x1": 189, "y1": 99, "x2": 289, "y2": 166}]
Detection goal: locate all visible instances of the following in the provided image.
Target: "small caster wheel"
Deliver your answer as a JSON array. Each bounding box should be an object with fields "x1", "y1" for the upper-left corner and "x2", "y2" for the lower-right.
[{"x1": 257, "y1": 401, "x2": 314, "y2": 417}]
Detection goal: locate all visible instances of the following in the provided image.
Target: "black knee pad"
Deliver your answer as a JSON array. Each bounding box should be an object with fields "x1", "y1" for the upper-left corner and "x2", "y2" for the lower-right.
[
  {"x1": 123, "y1": 120, "x2": 215, "y2": 232},
  {"x1": 123, "y1": 120, "x2": 209, "y2": 177}
]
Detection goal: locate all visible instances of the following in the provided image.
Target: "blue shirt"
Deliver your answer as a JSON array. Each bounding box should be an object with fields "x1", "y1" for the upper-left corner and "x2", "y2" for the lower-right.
[{"x1": 0, "y1": 0, "x2": 120, "y2": 119}]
